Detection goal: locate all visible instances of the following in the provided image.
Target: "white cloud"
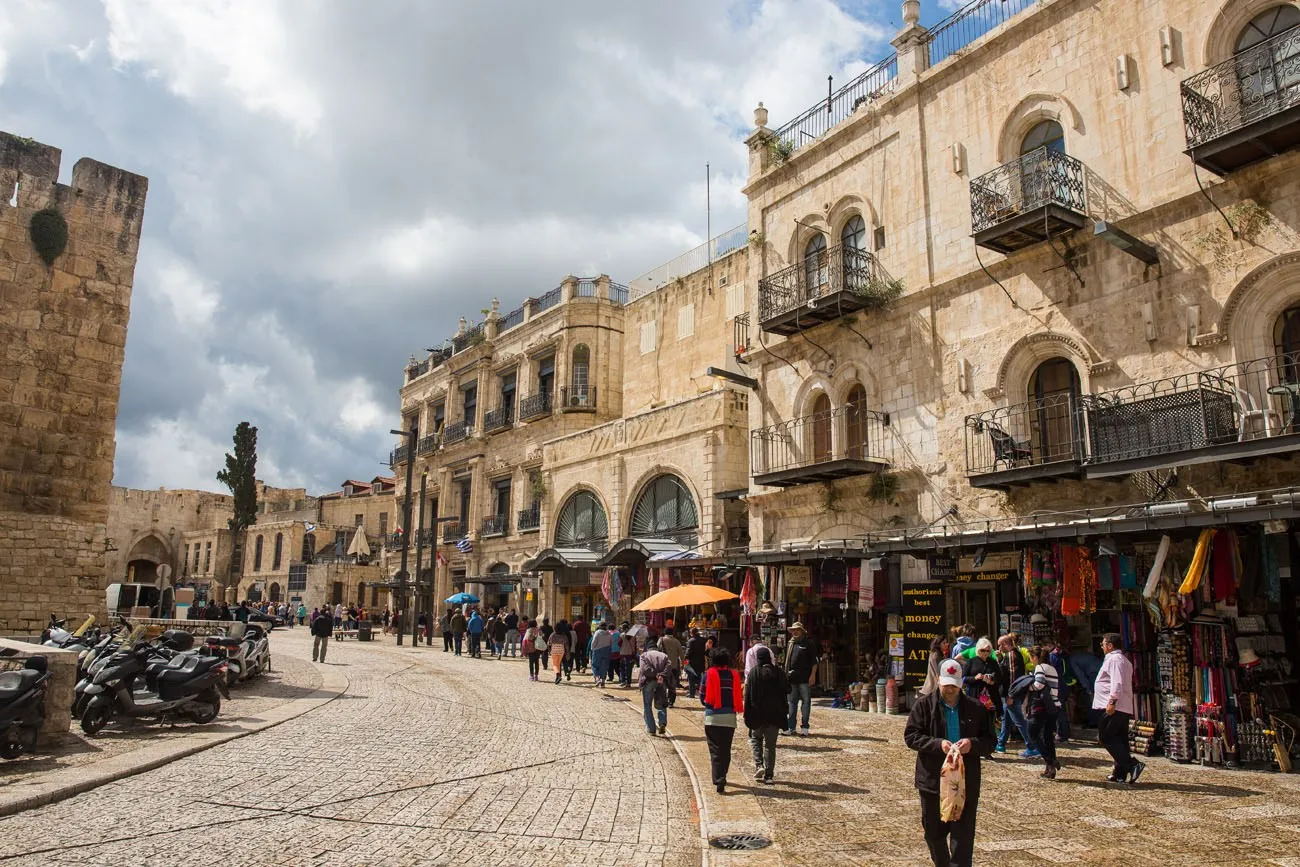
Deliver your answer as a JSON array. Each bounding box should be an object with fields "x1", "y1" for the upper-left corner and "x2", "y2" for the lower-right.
[{"x1": 139, "y1": 249, "x2": 220, "y2": 329}]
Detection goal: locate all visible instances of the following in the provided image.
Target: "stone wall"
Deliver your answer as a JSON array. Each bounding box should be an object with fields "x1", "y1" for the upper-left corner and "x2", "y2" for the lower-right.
[
  {"x1": 0, "y1": 131, "x2": 147, "y2": 634},
  {"x1": 106, "y1": 486, "x2": 235, "y2": 587}
]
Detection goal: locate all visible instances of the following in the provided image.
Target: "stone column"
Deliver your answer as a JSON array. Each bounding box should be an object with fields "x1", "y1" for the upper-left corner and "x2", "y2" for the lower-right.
[
  {"x1": 891, "y1": 0, "x2": 929, "y2": 89},
  {"x1": 560, "y1": 275, "x2": 578, "y2": 303},
  {"x1": 596, "y1": 274, "x2": 611, "y2": 301},
  {"x1": 744, "y1": 102, "x2": 773, "y2": 179},
  {"x1": 484, "y1": 298, "x2": 501, "y2": 339}
]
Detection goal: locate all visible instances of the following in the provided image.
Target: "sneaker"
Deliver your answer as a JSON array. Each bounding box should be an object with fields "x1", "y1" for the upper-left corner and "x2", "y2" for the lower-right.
[
  {"x1": 781, "y1": 729, "x2": 795, "y2": 737},
  {"x1": 1105, "y1": 773, "x2": 1126, "y2": 783},
  {"x1": 1019, "y1": 749, "x2": 1042, "y2": 759},
  {"x1": 716, "y1": 782, "x2": 725, "y2": 794},
  {"x1": 994, "y1": 744, "x2": 1006, "y2": 754},
  {"x1": 647, "y1": 730, "x2": 657, "y2": 737},
  {"x1": 753, "y1": 769, "x2": 765, "y2": 781},
  {"x1": 1129, "y1": 761, "x2": 1146, "y2": 785},
  {"x1": 763, "y1": 775, "x2": 774, "y2": 785},
  {"x1": 799, "y1": 726, "x2": 810, "y2": 737},
  {"x1": 658, "y1": 725, "x2": 666, "y2": 735}
]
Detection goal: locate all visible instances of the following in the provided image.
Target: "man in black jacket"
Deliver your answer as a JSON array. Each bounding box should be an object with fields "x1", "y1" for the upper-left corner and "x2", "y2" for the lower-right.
[
  {"x1": 311, "y1": 606, "x2": 333, "y2": 663},
  {"x1": 904, "y1": 658, "x2": 994, "y2": 867},
  {"x1": 684, "y1": 630, "x2": 708, "y2": 698}
]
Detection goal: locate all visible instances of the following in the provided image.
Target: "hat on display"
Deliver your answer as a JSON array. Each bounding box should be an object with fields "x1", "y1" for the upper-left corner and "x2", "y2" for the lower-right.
[
  {"x1": 1030, "y1": 613, "x2": 1049, "y2": 624},
  {"x1": 789, "y1": 621, "x2": 806, "y2": 632},
  {"x1": 1238, "y1": 647, "x2": 1262, "y2": 668},
  {"x1": 939, "y1": 659, "x2": 964, "y2": 688}
]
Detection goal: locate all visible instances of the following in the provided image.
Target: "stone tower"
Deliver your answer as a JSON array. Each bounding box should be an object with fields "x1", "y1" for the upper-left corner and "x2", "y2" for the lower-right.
[{"x1": 0, "y1": 131, "x2": 148, "y2": 634}]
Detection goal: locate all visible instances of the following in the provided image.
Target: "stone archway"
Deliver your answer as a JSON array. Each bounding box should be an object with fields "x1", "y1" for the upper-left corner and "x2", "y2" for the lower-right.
[
  {"x1": 1220, "y1": 252, "x2": 1300, "y2": 361},
  {"x1": 123, "y1": 532, "x2": 172, "y2": 584}
]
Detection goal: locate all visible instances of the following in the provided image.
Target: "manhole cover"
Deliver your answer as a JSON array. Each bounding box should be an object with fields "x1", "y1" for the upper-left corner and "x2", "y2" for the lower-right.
[{"x1": 709, "y1": 834, "x2": 772, "y2": 851}]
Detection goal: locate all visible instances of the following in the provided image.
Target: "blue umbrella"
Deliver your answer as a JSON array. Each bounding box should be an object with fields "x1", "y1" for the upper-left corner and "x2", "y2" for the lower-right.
[{"x1": 445, "y1": 592, "x2": 480, "y2": 605}]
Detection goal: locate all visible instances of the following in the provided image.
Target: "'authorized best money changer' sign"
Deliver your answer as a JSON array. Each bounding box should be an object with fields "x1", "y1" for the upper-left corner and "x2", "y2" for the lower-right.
[{"x1": 902, "y1": 582, "x2": 945, "y2": 690}]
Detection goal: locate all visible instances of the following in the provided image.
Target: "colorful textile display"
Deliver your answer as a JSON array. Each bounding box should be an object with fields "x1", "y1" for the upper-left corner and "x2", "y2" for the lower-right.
[
  {"x1": 1144, "y1": 535, "x2": 1171, "y2": 598},
  {"x1": 1059, "y1": 544, "x2": 1082, "y2": 616},
  {"x1": 1178, "y1": 528, "x2": 1215, "y2": 595}
]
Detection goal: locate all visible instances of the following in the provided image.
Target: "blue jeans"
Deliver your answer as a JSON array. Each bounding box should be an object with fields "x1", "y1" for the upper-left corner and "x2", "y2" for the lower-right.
[
  {"x1": 999, "y1": 701, "x2": 1035, "y2": 749},
  {"x1": 787, "y1": 682, "x2": 812, "y2": 731},
  {"x1": 591, "y1": 647, "x2": 611, "y2": 682},
  {"x1": 685, "y1": 665, "x2": 701, "y2": 697},
  {"x1": 620, "y1": 657, "x2": 634, "y2": 686},
  {"x1": 642, "y1": 682, "x2": 667, "y2": 733},
  {"x1": 505, "y1": 630, "x2": 519, "y2": 657}
]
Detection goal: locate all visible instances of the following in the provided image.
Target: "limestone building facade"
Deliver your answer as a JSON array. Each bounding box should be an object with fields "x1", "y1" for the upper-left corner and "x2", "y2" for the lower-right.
[{"x1": 0, "y1": 131, "x2": 147, "y2": 634}]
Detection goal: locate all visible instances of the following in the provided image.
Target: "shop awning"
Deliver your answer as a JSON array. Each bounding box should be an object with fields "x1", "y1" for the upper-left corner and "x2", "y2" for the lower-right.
[
  {"x1": 521, "y1": 547, "x2": 603, "y2": 571},
  {"x1": 597, "y1": 537, "x2": 689, "y2": 567},
  {"x1": 647, "y1": 549, "x2": 704, "y2": 564}
]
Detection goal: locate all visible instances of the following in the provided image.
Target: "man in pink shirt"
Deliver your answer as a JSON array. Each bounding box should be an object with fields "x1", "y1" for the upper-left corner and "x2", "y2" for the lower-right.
[{"x1": 1092, "y1": 633, "x2": 1145, "y2": 784}]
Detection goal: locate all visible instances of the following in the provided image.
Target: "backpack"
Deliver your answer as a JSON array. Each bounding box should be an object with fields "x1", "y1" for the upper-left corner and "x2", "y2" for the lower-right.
[{"x1": 1006, "y1": 674, "x2": 1036, "y2": 702}]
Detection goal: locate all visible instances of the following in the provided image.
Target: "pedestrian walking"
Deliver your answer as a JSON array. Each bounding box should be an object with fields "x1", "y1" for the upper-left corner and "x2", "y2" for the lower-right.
[
  {"x1": 639, "y1": 637, "x2": 673, "y2": 735},
  {"x1": 311, "y1": 606, "x2": 333, "y2": 663},
  {"x1": 296, "y1": 602, "x2": 307, "y2": 627},
  {"x1": 743, "y1": 645, "x2": 789, "y2": 784},
  {"x1": 700, "y1": 646, "x2": 742, "y2": 793},
  {"x1": 590, "y1": 622, "x2": 613, "y2": 687},
  {"x1": 920, "y1": 635, "x2": 951, "y2": 696},
  {"x1": 658, "y1": 629, "x2": 683, "y2": 706},
  {"x1": 995, "y1": 633, "x2": 1034, "y2": 755},
  {"x1": 684, "y1": 629, "x2": 707, "y2": 698},
  {"x1": 523, "y1": 619, "x2": 544, "y2": 681},
  {"x1": 451, "y1": 608, "x2": 467, "y2": 656},
  {"x1": 572, "y1": 616, "x2": 590, "y2": 672},
  {"x1": 1048, "y1": 640, "x2": 1077, "y2": 743},
  {"x1": 904, "y1": 658, "x2": 994, "y2": 867},
  {"x1": 549, "y1": 620, "x2": 572, "y2": 684},
  {"x1": 961, "y1": 638, "x2": 1002, "y2": 720},
  {"x1": 1027, "y1": 645, "x2": 1062, "y2": 780},
  {"x1": 784, "y1": 622, "x2": 818, "y2": 736},
  {"x1": 492, "y1": 613, "x2": 508, "y2": 659},
  {"x1": 617, "y1": 622, "x2": 637, "y2": 688},
  {"x1": 539, "y1": 618, "x2": 554, "y2": 669},
  {"x1": 742, "y1": 635, "x2": 769, "y2": 679},
  {"x1": 1093, "y1": 632, "x2": 1143, "y2": 784},
  {"x1": 950, "y1": 623, "x2": 977, "y2": 659},
  {"x1": 504, "y1": 609, "x2": 520, "y2": 657}
]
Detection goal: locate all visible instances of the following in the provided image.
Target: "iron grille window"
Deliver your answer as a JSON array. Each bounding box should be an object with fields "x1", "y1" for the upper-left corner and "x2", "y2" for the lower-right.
[
  {"x1": 288, "y1": 563, "x2": 307, "y2": 593},
  {"x1": 630, "y1": 474, "x2": 698, "y2": 547},
  {"x1": 555, "y1": 490, "x2": 607, "y2": 548}
]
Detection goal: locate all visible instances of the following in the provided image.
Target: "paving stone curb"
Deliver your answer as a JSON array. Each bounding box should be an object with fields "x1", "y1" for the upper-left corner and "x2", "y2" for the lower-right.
[{"x1": 0, "y1": 660, "x2": 350, "y2": 818}]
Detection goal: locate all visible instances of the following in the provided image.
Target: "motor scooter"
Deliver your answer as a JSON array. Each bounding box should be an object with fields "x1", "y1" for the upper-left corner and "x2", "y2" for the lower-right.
[
  {"x1": 0, "y1": 654, "x2": 50, "y2": 759},
  {"x1": 80, "y1": 639, "x2": 229, "y2": 735},
  {"x1": 240, "y1": 623, "x2": 271, "y2": 680}
]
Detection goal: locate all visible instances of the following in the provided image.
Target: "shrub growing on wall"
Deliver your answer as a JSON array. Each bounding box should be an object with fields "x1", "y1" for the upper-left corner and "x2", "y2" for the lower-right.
[{"x1": 29, "y1": 208, "x2": 68, "y2": 267}]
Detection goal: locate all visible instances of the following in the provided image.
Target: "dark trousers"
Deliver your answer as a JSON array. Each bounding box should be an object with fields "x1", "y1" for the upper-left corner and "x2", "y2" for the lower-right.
[
  {"x1": 468, "y1": 632, "x2": 481, "y2": 657},
  {"x1": 685, "y1": 665, "x2": 701, "y2": 697},
  {"x1": 443, "y1": 630, "x2": 453, "y2": 651},
  {"x1": 919, "y1": 789, "x2": 979, "y2": 867},
  {"x1": 1029, "y1": 712, "x2": 1059, "y2": 768},
  {"x1": 620, "y1": 656, "x2": 634, "y2": 686},
  {"x1": 453, "y1": 633, "x2": 464, "y2": 655},
  {"x1": 749, "y1": 724, "x2": 779, "y2": 778},
  {"x1": 1098, "y1": 710, "x2": 1134, "y2": 778},
  {"x1": 704, "y1": 724, "x2": 735, "y2": 785},
  {"x1": 666, "y1": 667, "x2": 679, "y2": 706},
  {"x1": 528, "y1": 652, "x2": 541, "y2": 678}
]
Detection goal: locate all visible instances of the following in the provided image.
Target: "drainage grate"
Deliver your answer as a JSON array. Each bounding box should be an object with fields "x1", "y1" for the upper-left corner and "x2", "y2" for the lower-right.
[{"x1": 709, "y1": 834, "x2": 772, "y2": 851}]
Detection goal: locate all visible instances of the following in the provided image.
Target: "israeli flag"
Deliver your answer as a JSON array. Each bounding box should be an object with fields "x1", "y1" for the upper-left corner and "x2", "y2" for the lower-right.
[
  {"x1": 304, "y1": 522, "x2": 316, "y2": 533},
  {"x1": 455, "y1": 536, "x2": 473, "y2": 554}
]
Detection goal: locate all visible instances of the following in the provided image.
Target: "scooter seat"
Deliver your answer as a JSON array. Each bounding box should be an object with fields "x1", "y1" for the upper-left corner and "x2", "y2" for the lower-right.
[
  {"x1": 206, "y1": 636, "x2": 242, "y2": 648},
  {"x1": 0, "y1": 669, "x2": 41, "y2": 698},
  {"x1": 158, "y1": 655, "x2": 219, "y2": 683}
]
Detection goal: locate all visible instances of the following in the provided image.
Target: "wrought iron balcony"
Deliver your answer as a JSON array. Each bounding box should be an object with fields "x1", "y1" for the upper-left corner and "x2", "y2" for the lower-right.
[
  {"x1": 499, "y1": 305, "x2": 525, "y2": 332},
  {"x1": 442, "y1": 520, "x2": 467, "y2": 544},
  {"x1": 452, "y1": 323, "x2": 486, "y2": 354},
  {"x1": 969, "y1": 147, "x2": 1088, "y2": 254},
  {"x1": 406, "y1": 359, "x2": 429, "y2": 382},
  {"x1": 751, "y1": 404, "x2": 892, "y2": 487},
  {"x1": 389, "y1": 444, "x2": 410, "y2": 467},
  {"x1": 484, "y1": 406, "x2": 513, "y2": 433},
  {"x1": 416, "y1": 434, "x2": 439, "y2": 456},
  {"x1": 560, "y1": 384, "x2": 596, "y2": 412},
  {"x1": 1182, "y1": 25, "x2": 1300, "y2": 175},
  {"x1": 481, "y1": 514, "x2": 508, "y2": 537},
  {"x1": 964, "y1": 393, "x2": 1085, "y2": 489},
  {"x1": 757, "y1": 244, "x2": 897, "y2": 336},
  {"x1": 443, "y1": 419, "x2": 472, "y2": 445},
  {"x1": 517, "y1": 504, "x2": 540, "y2": 531},
  {"x1": 518, "y1": 390, "x2": 553, "y2": 421}
]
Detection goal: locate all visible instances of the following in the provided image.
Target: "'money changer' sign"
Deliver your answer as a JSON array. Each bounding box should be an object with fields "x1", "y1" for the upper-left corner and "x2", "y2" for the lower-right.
[{"x1": 902, "y1": 581, "x2": 945, "y2": 690}]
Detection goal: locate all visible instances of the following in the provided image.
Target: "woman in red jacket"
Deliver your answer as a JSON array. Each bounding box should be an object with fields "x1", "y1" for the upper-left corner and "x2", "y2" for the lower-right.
[{"x1": 700, "y1": 646, "x2": 742, "y2": 793}]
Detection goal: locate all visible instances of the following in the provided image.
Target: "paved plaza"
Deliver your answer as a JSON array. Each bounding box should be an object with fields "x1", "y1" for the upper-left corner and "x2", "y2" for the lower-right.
[{"x1": 2, "y1": 633, "x2": 1300, "y2": 865}]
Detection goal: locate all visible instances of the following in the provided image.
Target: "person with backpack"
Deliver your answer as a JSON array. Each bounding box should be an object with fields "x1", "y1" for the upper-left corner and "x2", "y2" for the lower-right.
[
  {"x1": 1026, "y1": 645, "x2": 1062, "y2": 779},
  {"x1": 450, "y1": 608, "x2": 467, "y2": 656},
  {"x1": 996, "y1": 634, "x2": 1037, "y2": 756},
  {"x1": 617, "y1": 622, "x2": 638, "y2": 688},
  {"x1": 700, "y1": 646, "x2": 743, "y2": 793},
  {"x1": 523, "y1": 619, "x2": 545, "y2": 681},
  {"x1": 684, "y1": 629, "x2": 708, "y2": 698},
  {"x1": 639, "y1": 637, "x2": 673, "y2": 735},
  {"x1": 744, "y1": 645, "x2": 789, "y2": 784},
  {"x1": 1048, "y1": 641, "x2": 1076, "y2": 743},
  {"x1": 467, "y1": 609, "x2": 485, "y2": 658}
]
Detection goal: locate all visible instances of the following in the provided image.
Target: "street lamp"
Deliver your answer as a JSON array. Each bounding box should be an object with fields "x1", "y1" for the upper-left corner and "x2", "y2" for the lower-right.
[
  {"x1": 412, "y1": 469, "x2": 428, "y2": 648},
  {"x1": 389, "y1": 423, "x2": 418, "y2": 646}
]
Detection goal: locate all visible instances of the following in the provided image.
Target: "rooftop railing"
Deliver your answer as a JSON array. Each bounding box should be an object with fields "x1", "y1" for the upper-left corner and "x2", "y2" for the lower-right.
[
  {"x1": 769, "y1": 56, "x2": 898, "y2": 158},
  {"x1": 628, "y1": 224, "x2": 747, "y2": 301},
  {"x1": 924, "y1": 0, "x2": 1037, "y2": 68},
  {"x1": 536, "y1": 287, "x2": 562, "y2": 313},
  {"x1": 498, "y1": 305, "x2": 525, "y2": 332}
]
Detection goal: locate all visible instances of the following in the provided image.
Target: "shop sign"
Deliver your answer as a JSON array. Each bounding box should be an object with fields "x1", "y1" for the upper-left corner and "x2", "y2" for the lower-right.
[
  {"x1": 902, "y1": 581, "x2": 945, "y2": 690},
  {"x1": 958, "y1": 551, "x2": 1018, "y2": 572},
  {"x1": 927, "y1": 556, "x2": 956, "y2": 581},
  {"x1": 901, "y1": 554, "x2": 928, "y2": 583},
  {"x1": 588, "y1": 570, "x2": 604, "y2": 586},
  {"x1": 953, "y1": 570, "x2": 1017, "y2": 584},
  {"x1": 784, "y1": 566, "x2": 811, "y2": 588},
  {"x1": 498, "y1": 583, "x2": 515, "y2": 593}
]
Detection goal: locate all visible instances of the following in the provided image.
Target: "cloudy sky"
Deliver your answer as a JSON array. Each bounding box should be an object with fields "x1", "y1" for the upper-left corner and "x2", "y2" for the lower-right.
[{"x1": 1, "y1": 0, "x2": 956, "y2": 495}]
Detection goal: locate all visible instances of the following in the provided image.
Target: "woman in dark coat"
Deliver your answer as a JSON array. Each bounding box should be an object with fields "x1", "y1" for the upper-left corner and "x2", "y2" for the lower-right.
[{"x1": 743, "y1": 646, "x2": 789, "y2": 784}]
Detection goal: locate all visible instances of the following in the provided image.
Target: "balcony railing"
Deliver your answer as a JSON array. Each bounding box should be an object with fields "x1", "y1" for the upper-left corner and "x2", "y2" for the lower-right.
[
  {"x1": 769, "y1": 55, "x2": 898, "y2": 157},
  {"x1": 518, "y1": 390, "x2": 553, "y2": 421},
  {"x1": 924, "y1": 0, "x2": 1037, "y2": 68},
  {"x1": 964, "y1": 352, "x2": 1300, "y2": 486},
  {"x1": 416, "y1": 434, "x2": 440, "y2": 456},
  {"x1": 482, "y1": 514, "x2": 508, "y2": 537},
  {"x1": 442, "y1": 520, "x2": 467, "y2": 544},
  {"x1": 484, "y1": 405, "x2": 514, "y2": 433},
  {"x1": 576, "y1": 278, "x2": 598, "y2": 298},
  {"x1": 406, "y1": 359, "x2": 430, "y2": 382},
  {"x1": 757, "y1": 244, "x2": 896, "y2": 335},
  {"x1": 443, "y1": 419, "x2": 472, "y2": 445},
  {"x1": 609, "y1": 282, "x2": 630, "y2": 305},
  {"x1": 1182, "y1": 24, "x2": 1300, "y2": 175},
  {"x1": 452, "y1": 323, "x2": 485, "y2": 354},
  {"x1": 499, "y1": 305, "x2": 525, "y2": 332},
  {"x1": 390, "y1": 444, "x2": 411, "y2": 466},
  {"x1": 751, "y1": 404, "x2": 892, "y2": 487},
  {"x1": 969, "y1": 147, "x2": 1088, "y2": 254},
  {"x1": 560, "y1": 384, "x2": 596, "y2": 412},
  {"x1": 536, "y1": 287, "x2": 562, "y2": 313},
  {"x1": 517, "y1": 504, "x2": 540, "y2": 531},
  {"x1": 964, "y1": 393, "x2": 1085, "y2": 487}
]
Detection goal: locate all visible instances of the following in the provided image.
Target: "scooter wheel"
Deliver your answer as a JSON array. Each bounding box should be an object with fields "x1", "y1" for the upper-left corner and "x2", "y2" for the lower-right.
[
  {"x1": 80, "y1": 703, "x2": 112, "y2": 736},
  {"x1": 72, "y1": 694, "x2": 90, "y2": 719},
  {"x1": 187, "y1": 692, "x2": 220, "y2": 724},
  {"x1": 0, "y1": 740, "x2": 23, "y2": 760}
]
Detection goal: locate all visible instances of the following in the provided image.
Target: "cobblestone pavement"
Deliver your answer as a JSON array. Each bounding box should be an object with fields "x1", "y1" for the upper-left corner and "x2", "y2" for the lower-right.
[
  {"x1": 0, "y1": 650, "x2": 321, "y2": 789},
  {"x1": 697, "y1": 699, "x2": 1300, "y2": 866},
  {"x1": 0, "y1": 633, "x2": 699, "y2": 867}
]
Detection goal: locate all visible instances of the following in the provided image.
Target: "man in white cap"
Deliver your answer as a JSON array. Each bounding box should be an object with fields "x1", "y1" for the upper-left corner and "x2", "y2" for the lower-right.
[{"x1": 904, "y1": 657, "x2": 994, "y2": 867}]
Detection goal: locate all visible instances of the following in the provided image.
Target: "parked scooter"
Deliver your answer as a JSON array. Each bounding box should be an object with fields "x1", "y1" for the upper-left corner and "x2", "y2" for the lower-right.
[
  {"x1": 80, "y1": 631, "x2": 229, "y2": 735},
  {"x1": 205, "y1": 626, "x2": 247, "y2": 688},
  {"x1": 240, "y1": 623, "x2": 271, "y2": 680},
  {"x1": 0, "y1": 653, "x2": 51, "y2": 759},
  {"x1": 41, "y1": 615, "x2": 98, "y2": 649}
]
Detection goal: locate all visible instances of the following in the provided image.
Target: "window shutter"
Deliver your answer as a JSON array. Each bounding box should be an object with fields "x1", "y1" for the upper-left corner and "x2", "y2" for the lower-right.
[
  {"x1": 640, "y1": 320, "x2": 657, "y2": 355},
  {"x1": 725, "y1": 284, "x2": 744, "y2": 319},
  {"x1": 677, "y1": 304, "x2": 695, "y2": 340}
]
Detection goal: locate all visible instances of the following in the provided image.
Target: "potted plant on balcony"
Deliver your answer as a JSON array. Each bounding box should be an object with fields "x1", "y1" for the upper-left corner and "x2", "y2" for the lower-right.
[{"x1": 851, "y1": 276, "x2": 905, "y2": 310}]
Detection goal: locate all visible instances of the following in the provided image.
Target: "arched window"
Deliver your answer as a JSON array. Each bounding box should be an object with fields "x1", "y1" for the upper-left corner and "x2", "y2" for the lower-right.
[
  {"x1": 570, "y1": 344, "x2": 591, "y2": 405},
  {"x1": 841, "y1": 216, "x2": 866, "y2": 251},
  {"x1": 1029, "y1": 358, "x2": 1081, "y2": 463},
  {"x1": 272, "y1": 533, "x2": 283, "y2": 571},
  {"x1": 1274, "y1": 305, "x2": 1300, "y2": 386},
  {"x1": 269, "y1": 582, "x2": 281, "y2": 603},
  {"x1": 630, "y1": 474, "x2": 699, "y2": 547},
  {"x1": 253, "y1": 535, "x2": 264, "y2": 572},
  {"x1": 809, "y1": 393, "x2": 833, "y2": 464},
  {"x1": 555, "y1": 490, "x2": 608, "y2": 549},
  {"x1": 845, "y1": 385, "x2": 870, "y2": 461},
  {"x1": 1020, "y1": 120, "x2": 1065, "y2": 156},
  {"x1": 803, "y1": 234, "x2": 828, "y2": 293},
  {"x1": 356, "y1": 581, "x2": 366, "y2": 605},
  {"x1": 1235, "y1": 6, "x2": 1300, "y2": 104}
]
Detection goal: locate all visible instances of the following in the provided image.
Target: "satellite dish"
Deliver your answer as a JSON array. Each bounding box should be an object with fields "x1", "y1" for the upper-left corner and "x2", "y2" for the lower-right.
[{"x1": 157, "y1": 564, "x2": 173, "y2": 582}]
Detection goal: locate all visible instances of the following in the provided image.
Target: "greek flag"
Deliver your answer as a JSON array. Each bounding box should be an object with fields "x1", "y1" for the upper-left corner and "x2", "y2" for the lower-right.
[{"x1": 455, "y1": 536, "x2": 473, "y2": 554}]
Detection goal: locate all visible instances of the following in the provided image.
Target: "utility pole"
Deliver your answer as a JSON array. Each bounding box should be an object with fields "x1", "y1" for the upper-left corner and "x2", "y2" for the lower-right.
[{"x1": 412, "y1": 470, "x2": 427, "y2": 648}]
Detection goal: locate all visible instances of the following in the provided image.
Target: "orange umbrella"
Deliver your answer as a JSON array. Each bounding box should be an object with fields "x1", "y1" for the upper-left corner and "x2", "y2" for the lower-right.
[{"x1": 632, "y1": 584, "x2": 738, "y2": 611}]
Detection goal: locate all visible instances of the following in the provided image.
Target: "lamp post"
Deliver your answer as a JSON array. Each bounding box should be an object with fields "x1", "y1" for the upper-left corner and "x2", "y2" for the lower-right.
[
  {"x1": 390, "y1": 422, "x2": 418, "y2": 646},
  {"x1": 412, "y1": 469, "x2": 427, "y2": 648}
]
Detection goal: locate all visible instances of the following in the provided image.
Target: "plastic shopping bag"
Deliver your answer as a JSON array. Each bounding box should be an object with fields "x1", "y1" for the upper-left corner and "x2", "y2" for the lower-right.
[{"x1": 939, "y1": 745, "x2": 966, "y2": 822}]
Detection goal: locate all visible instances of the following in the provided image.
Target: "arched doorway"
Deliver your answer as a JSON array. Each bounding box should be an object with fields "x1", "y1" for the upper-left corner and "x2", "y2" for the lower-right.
[
  {"x1": 555, "y1": 490, "x2": 608, "y2": 550},
  {"x1": 269, "y1": 582, "x2": 282, "y2": 603},
  {"x1": 809, "y1": 393, "x2": 833, "y2": 464},
  {"x1": 487, "y1": 562, "x2": 512, "y2": 613},
  {"x1": 124, "y1": 533, "x2": 171, "y2": 584},
  {"x1": 1029, "y1": 358, "x2": 1082, "y2": 463},
  {"x1": 845, "y1": 384, "x2": 869, "y2": 460},
  {"x1": 630, "y1": 474, "x2": 699, "y2": 548}
]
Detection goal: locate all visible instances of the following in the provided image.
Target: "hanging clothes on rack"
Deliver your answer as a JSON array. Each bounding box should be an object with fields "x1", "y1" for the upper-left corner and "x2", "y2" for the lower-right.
[{"x1": 1178, "y1": 528, "x2": 1215, "y2": 595}]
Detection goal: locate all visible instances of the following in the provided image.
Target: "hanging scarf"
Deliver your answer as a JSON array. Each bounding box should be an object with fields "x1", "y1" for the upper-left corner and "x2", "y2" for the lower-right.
[
  {"x1": 1210, "y1": 530, "x2": 1237, "y2": 602},
  {"x1": 1262, "y1": 532, "x2": 1282, "y2": 603},
  {"x1": 1178, "y1": 528, "x2": 1215, "y2": 595},
  {"x1": 1079, "y1": 549, "x2": 1098, "y2": 614},
  {"x1": 1143, "y1": 535, "x2": 1170, "y2": 598},
  {"x1": 1118, "y1": 555, "x2": 1138, "y2": 590},
  {"x1": 1059, "y1": 545, "x2": 1082, "y2": 616}
]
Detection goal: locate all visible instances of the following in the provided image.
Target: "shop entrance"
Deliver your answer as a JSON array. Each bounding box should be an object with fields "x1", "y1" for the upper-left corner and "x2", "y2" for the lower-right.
[{"x1": 955, "y1": 583, "x2": 997, "y2": 639}]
